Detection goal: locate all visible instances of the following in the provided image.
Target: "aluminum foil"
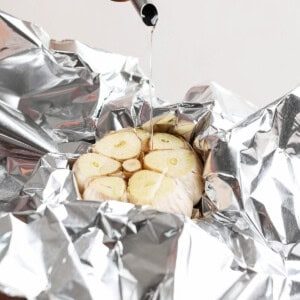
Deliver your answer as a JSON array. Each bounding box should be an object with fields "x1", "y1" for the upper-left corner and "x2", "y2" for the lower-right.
[
  {"x1": 0, "y1": 10, "x2": 144, "y2": 202},
  {"x1": 1, "y1": 9, "x2": 300, "y2": 300},
  {"x1": 203, "y1": 87, "x2": 300, "y2": 243}
]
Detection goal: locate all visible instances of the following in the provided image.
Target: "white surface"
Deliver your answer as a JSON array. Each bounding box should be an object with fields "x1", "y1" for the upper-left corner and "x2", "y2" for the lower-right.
[{"x1": 2, "y1": 0, "x2": 300, "y2": 107}]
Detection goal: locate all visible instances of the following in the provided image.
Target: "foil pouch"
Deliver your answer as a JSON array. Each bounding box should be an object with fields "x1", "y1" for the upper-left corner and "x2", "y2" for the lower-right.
[{"x1": 1, "y1": 10, "x2": 300, "y2": 300}]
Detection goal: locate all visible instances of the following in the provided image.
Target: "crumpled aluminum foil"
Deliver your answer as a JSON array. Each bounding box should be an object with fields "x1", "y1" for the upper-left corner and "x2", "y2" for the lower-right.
[
  {"x1": 203, "y1": 87, "x2": 300, "y2": 243},
  {"x1": 1, "y1": 9, "x2": 300, "y2": 300}
]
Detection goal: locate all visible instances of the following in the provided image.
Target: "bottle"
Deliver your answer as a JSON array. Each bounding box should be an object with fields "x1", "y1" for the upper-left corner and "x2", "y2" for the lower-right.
[{"x1": 112, "y1": 0, "x2": 158, "y2": 26}]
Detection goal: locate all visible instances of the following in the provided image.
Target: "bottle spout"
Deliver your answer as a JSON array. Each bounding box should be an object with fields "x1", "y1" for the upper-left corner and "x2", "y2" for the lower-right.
[{"x1": 130, "y1": 0, "x2": 158, "y2": 26}]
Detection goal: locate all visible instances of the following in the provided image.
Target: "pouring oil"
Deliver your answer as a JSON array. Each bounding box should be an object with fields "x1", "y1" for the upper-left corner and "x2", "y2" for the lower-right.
[{"x1": 149, "y1": 24, "x2": 156, "y2": 150}]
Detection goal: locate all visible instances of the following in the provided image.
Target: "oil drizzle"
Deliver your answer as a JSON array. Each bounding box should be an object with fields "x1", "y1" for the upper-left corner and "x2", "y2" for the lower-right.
[{"x1": 149, "y1": 24, "x2": 156, "y2": 150}]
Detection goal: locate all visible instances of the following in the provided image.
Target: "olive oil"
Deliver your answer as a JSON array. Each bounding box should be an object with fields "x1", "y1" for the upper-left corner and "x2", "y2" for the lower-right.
[{"x1": 149, "y1": 25, "x2": 156, "y2": 150}]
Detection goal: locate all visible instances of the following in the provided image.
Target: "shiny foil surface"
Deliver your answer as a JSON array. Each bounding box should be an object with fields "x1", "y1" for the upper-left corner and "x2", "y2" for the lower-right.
[{"x1": 1, "y1": 10, "x2": 300, "y2": 300}]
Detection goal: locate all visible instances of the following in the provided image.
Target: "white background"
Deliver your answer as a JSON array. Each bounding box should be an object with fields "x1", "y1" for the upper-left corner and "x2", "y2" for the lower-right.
[{"x1": 2, "y1": 0, "x2": 300, "y2": 107}]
